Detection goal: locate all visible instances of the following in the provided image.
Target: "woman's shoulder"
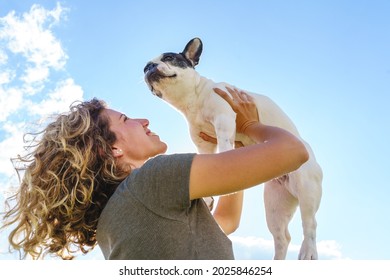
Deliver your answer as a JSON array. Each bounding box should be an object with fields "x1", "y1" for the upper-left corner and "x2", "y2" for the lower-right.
[
  {"x1": 149, "y1": 153, "x2": 196, "y2": 162},
  {"x1": 141, "y1": 153, "x2": 196, "y2": 170}
]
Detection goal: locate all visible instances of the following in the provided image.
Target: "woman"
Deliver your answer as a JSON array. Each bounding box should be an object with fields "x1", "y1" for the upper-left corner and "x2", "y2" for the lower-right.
[{"x1": 1, "y1": 87, "x2": 308, "y2": 260}]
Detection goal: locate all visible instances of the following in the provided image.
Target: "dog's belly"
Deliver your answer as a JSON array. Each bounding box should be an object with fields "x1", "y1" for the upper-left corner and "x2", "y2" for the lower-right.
[{"x1": 270, "y1": 173, "x2": 298, "y2": 198}]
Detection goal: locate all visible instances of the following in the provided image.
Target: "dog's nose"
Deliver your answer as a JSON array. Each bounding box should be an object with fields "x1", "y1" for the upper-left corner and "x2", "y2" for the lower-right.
[{"x1": 144, "y1": 62, "x2": 157, "y2": 74}]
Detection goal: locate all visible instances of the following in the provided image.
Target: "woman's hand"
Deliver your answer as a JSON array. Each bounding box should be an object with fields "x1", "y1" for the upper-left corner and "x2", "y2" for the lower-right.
[
  {"x1": 213, "y1": 87, "x2": 259, "y2": 134},
  {"x1": 199, "y1": 87, "x2": 260, "y2": 147},
  {"x1": 199, "y1": 132, "x2": 244, "y2": 149}
]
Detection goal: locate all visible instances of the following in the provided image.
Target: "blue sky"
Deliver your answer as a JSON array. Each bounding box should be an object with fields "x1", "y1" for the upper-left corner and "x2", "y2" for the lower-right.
[{"x1": 0, "y1": 0, "x2": 389, "y2": 260}]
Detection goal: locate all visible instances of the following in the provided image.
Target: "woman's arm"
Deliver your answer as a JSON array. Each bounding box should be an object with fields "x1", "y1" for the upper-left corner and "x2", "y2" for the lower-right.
[
  {"x1": 200, "y1": 131, "x2": 244, "y2": 235},
  {"x1": 189, "y1": 88, "x2": 309, "y2": 200},
  {"x1": 212, "y1": 191, "x2": 243, "y2": 235}
]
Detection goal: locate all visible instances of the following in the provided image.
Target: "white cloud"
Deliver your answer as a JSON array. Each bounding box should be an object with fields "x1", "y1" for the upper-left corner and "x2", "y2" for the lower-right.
[
  {"x1": 0, "y1": 69, "x2": 14, "y2": 84},
  {"x1": 0, "y1": 3, "x2": 83, "y2": 184},
  {"x1": 0, "y1": 49, "x2": 8, "y2": 64},
  {"x1": 0, "y1": 2, "x2": 69, "y2": 100},
  {"x1": 231, "y1": 235, "x2": 275, "y2": 260},
  {"x1": 0, "y1": 122, "x2": 25, "y2": 177},
  {"x1": 21, "y1": 65, "x2": 50, "y2": 84},
  {"x1": 0, "y1": 3, "x2": 67, "y2": 70},
  {"x1": 28, "y1": 78, "x2": 84, "y2": 116},
  {"x1": 317, "y1": 240, "x2": 345, "y2": 259},
  {"x1": 0, "y1": 87, "x2": 23, "y2": 122},
  {"x1": 231, "y1": 235, "x2": 346, "y2": 260}
]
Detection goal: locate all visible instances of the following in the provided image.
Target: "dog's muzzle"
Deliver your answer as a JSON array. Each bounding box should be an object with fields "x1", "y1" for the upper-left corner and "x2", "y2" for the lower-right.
[
  {"x1": 144, "y1": 63, "x2": 177, "y2": 98},
  {"x1": 144, "y1": 62, "x2": 177, "y2": 83}
]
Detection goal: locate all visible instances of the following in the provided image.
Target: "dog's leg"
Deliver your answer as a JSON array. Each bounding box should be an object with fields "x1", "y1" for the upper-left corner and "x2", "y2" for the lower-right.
[
  {"x1": 189, "y1": 127, "x2": 219, "y2": 210},
  {"x1": 195, "y1": 114, "x2": 235, "y2": 210},
  {"x1": 295, "y1": 160, "x2": 322, "y2": 260},
  {"x1": 298, "y1": 194, "x2": 320, "y2": 260},
  {"x1": 189, "y1": 126, "x2": 218, "y2": 154},
  {"x1": 264, "y1": 177, "x2": 298, "y2": 260},
  {"x1": 213, "y1": 114, "x2": 236, "y2": 152}
]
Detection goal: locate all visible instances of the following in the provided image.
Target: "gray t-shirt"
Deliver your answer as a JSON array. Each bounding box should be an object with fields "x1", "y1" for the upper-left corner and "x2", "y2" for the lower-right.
[{"x1": 96, "y1": 153, "x2": 234, "y2": 260}]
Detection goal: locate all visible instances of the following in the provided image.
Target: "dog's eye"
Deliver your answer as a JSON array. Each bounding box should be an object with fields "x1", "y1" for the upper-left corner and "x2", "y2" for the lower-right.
[{"x1": 163, "y1": 55, "x2": 174, "y2": 61}]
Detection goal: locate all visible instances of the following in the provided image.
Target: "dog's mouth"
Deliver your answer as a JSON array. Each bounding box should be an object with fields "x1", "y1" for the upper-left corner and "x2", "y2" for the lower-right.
[
  {"x1": 145, "y1": 69, "x2": 177, "y2": 81},
  {"x1": 144, "y1": 62, "x2": 177, "y2": 81},
  {"x1": 145, "y1": 71, "x2": 176, "y2": 93},
  {"x1": 145, "y1": 72, "x2": 176, "y2": 94},
  {"x1": 160, "y1": 73, "x2": 177, "y2": 79}
]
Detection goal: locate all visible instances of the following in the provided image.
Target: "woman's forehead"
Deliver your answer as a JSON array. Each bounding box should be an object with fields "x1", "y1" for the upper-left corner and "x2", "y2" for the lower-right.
[{"x1": 104, "y1": 108, "x2": 121, "y2": 118}]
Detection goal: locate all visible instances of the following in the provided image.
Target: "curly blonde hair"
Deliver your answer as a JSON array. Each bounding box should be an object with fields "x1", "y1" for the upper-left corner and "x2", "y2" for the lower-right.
[{"x1": 1, "y1": 98, "x2": 128, "y2": 259}]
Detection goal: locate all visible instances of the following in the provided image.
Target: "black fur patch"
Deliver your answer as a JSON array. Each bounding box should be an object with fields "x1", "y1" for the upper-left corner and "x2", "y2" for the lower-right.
[{"x1": 161, "y1": 52, "x2": 193, "y2": 69}]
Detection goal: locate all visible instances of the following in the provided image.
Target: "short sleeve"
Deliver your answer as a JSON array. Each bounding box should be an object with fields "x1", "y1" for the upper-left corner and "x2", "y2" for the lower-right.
[{"x1": 124, "y1": 153, "x2": 195, "y2": 219}]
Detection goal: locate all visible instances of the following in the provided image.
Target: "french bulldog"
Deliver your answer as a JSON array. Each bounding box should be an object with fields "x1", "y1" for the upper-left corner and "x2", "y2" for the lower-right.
[{"x1": 144, "y1": 38, "x2": 323, "y2": 260}]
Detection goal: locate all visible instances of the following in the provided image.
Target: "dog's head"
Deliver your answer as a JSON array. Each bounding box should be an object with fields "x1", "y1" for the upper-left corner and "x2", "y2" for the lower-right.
[{"x1": 144, "y1": 38, "x2": 203, "y2": 102}]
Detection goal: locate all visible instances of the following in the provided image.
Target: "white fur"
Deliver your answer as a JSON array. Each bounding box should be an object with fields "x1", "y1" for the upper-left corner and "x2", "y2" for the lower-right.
[{"x1": 145, "y1": 51, "x2": 323, "y2": 260}]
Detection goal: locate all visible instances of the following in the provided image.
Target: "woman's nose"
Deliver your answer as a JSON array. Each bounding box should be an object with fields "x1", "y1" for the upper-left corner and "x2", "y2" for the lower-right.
[{"x1": 137, "y1": 119, "x2": 149, "y2": 127}]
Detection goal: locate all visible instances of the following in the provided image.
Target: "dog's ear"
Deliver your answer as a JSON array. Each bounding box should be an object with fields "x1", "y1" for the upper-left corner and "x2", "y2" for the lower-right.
[{"x1": 181, "y1": 38, "x2": 203, "y2": 67}]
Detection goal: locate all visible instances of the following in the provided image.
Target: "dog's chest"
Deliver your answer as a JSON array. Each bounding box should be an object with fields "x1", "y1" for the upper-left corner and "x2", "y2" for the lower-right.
[{"x1": 182, "y1": 103, "x2": 217, "y2": 136}]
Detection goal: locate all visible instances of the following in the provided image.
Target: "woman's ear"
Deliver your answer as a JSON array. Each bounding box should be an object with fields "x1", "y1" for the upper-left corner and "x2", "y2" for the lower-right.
[{"x1": 112, "y1": 147, "x2": 123, "y2": 158}]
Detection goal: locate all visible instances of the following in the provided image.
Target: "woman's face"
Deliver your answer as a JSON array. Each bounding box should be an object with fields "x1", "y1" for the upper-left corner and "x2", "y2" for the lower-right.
[{"x1": 104, "y1": 108, "x2": 168, "y2": 168}]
